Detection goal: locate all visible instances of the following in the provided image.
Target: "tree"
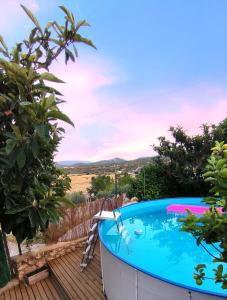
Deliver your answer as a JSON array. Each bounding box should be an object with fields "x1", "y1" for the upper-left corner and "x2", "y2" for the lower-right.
[
  {"x1": 181, "y1": 141, "x2": 227, "y2": 289},
  {"x1": 0, "y1": 5, "x2": 95, "y2": 252},
  {"x1": 129, "y1": 121, "x2": 227, "y2": 200},
  {"x1": 128, "y1": 162, "x2": 169, "y2": 200},
  {"x1": 87, "y1": 175, "x2": 114, "y2": 196}
]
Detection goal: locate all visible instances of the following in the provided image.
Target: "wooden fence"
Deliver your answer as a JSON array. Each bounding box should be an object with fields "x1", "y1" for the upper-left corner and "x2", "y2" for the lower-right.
[{"x1": 45, "y1": 196, "x2": 124, "y2": 243}]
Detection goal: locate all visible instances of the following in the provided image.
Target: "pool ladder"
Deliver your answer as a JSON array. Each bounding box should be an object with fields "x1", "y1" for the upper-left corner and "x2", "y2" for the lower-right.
[{"x1": 80, "y1": 197, "x2": 123, "y2": 270}]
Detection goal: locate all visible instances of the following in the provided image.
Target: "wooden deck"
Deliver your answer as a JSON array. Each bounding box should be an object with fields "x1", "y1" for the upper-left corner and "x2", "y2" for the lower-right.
[
  {"x1": 1, "y1": 244, "x2": 104, "y2": 300},
  {"x1": 0, "y1": 278, "x2": 62, "y2": 300},
  {"x1": 48, "y1": 244, "x2": 105, "y2": 300}
]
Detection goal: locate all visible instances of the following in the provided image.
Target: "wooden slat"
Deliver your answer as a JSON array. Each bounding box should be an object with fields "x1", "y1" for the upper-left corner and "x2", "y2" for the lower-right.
[
  {"x1": 35, "y1": 282, "x2": 48, "y2": 300},
  {"x1": 62, "y1": 255, "x2": 104, "y2": 299},
  {"x1": 15, "y1": 285, "x2": 23, "y2": 300},
  {"x1": 30, "y1": 284, "x2": 40, "y2": 300},
  {"x1": 23, "y1": 286, "x2": 35, "y2": 300},
  {"x1": 48, "y1": 244, "x2": 104, "y2": 300},
  {"x1": 19, "y1": 285, "x2": 29, "y2": 300},
  {"x1": 4, "y1": 290, "x2": 11, "y2": 300},
  {"x1": 74, "y1": 251, "x2": 102, "y2": 283},
  {"x1": 40, "y1": 279, "x2": 56, "y2": 300},
  {"x1": 9, "y1": 287, "x2": 16, "y2": 300},
  {"x1": 0, "y1": 293, "x2": 5, "y2": 300},
  {"x1": 55, "y1": 257, "x2": 88, "y2": 299},
  {"x1": 69, "y1": 252, "x2": 102, "y2": 286},
  {"x1": 4, "y1": 290, "x2": 10, "y2": 300},
  {"x1": 50, "y1": 260, "x2": 80, "y2": 299}
]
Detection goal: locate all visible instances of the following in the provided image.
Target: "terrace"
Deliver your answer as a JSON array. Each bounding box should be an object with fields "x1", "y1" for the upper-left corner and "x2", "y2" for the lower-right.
[{"x1": 0, "y1": 243, "x2": 103, "y2": 300}]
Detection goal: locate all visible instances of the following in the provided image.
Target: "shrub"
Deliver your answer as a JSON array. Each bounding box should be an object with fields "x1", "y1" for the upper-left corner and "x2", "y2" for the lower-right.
[
  {"x1": 180, "y1": 141, "x2": 227, "y2": 289},
  {"x1": 68, "y1": 192, "x2": 86, "y2": 205},
  {"x1": 129, "y1": 121, "x2": 227, "y2": 200}
]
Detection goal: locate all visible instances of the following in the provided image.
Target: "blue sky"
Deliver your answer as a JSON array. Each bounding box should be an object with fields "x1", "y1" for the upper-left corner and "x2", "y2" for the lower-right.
[{"x1": 1, "y1": 0, "x2": 227, "y2": 161}]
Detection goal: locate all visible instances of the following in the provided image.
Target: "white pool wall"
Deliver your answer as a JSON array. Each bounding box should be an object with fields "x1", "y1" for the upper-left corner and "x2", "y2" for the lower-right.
[{"x1": 100, "y1": 243, "x2": 224, "y2": 300}]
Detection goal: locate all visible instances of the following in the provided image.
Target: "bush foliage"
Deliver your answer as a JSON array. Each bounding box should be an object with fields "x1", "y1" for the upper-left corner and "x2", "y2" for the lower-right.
[
  {"x1": 129, "y1": 120, "x2": 227, "y2": 200},
  {"x1": 88, "y1": 173, "x2": 132, "y2": 197},
  {"x1": 181, "y1": 141, "x2": 227, "y2": 289},
  {"x1": 68, "y1": 191, "x2": 86, "y2": 205}
]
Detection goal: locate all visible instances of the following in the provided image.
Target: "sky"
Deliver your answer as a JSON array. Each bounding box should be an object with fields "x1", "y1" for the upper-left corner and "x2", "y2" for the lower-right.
[{"x1": 1, "y1": 0, "x2": 227, "y2": 161}]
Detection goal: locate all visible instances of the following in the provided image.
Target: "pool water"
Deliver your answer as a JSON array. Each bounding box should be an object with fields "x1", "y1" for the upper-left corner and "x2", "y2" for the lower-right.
[{"x1": 99, "y1": 198, "x2": 227, "y2": 297}]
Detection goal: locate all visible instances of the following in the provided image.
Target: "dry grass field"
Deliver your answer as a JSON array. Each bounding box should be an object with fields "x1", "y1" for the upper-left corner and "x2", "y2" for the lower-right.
[
  {"x1": 69, "y1": 173, "x2": 115, "y2": 193},
  {"x1": 69, "y1": 174, "x2": 95, "y2": 193}
]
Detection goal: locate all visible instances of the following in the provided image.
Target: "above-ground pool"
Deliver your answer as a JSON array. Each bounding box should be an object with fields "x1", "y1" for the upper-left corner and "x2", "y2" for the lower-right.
[{"x1": 99, "y1": 197, "x2": 227, "y2": 300}]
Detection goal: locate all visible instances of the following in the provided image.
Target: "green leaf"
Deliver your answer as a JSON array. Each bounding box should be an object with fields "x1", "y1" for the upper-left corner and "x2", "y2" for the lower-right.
[
  {"x1": 0, "y1": 35, "x2": 8, "y2": 51},
  {"x1": 0, "y1": 47, "x2": 8, "y2": 57},
  {"x1": 31, "y1": 139, "x2": 40, "y2": 158},
  {"x1": 65, "y1": 48, "x2": 75, "y2": 62},
  {"x1": 220, "y1": 168, "x2": 227, "y2": 179},
  {"x1": 59, "y1": 6, "x2": 74, "y2": 24},
  {"x1": 20, "y1": 101, "x2": 32, "y2": 106},
  {"x1": 40, "y1": 72, "x2": 65, "y2": 83},
  {"x1": 20, "y1": 5, "x2": 42, "y2": 33},
  {"x1": 75, "y1": 20, "x2": 90, "y2": 32},
  {"x1": 6, "y1": 205, "x2": 32, "y2": 214},
  {"x1": 74, "y1": 34, "x2": 97, "y2": 50},
  {"x1": 5, "y1": 139, "x2": 16, "y2": 155},
  {"x1": 59, "y1": 196, "x2": 74, "y2": 207},
  {"x1": 16, "y1": 148, "x2": 26, "y2": 170},
  {"x1": 44, "y1": 94, "x2": 56, "y2": 109},
  {"x1": 47, "y1": 110, "x2": 74, "y2": 127},
  {"x1": 73, "y1": 45, "x2": 78, "y2": 57},
  {"x1": 196, "y1": 278, "x2": 202, "y2": 285}
]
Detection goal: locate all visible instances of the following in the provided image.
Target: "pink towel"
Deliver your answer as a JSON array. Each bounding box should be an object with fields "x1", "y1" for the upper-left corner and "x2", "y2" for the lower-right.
[{"x1": 167, "y1": 204, "x2": 223, "y2": 214}]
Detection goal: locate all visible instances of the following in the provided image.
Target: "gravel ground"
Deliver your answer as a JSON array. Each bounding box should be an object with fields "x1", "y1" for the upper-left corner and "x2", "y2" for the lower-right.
[{"x1": 7, "y1": 240, "x2": 45, "y2": 257}]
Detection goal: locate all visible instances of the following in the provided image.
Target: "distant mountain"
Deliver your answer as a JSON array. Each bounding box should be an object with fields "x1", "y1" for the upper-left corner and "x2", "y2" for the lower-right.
[
  {"x1": 89, "y1": 157, "x2": 127, "y2": 166},
  {"x1": 56, "y1": 157, "x2": 127, "y2": 167},
  {"x1": 59, "y1": 156, "x2": 153, "y2": 175},
  {"x1": 56, "y1": 160, "x2": 91, "y2": 166}
]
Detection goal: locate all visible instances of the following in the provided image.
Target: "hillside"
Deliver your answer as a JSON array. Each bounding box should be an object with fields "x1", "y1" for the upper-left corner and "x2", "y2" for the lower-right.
[{"x1": 62, "y1": 157, "x2": 153, "y2": 175}]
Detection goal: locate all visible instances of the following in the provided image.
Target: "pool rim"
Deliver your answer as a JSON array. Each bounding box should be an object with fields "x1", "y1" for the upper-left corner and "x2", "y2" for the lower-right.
[{"x1": 98, "y1": 197, "x2": 226, "y2": 298}]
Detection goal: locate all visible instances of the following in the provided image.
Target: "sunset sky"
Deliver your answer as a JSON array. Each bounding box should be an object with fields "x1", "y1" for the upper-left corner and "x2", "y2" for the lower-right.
[{"x1": 1, "y1": 0, "x2": 227, "y2": 161}]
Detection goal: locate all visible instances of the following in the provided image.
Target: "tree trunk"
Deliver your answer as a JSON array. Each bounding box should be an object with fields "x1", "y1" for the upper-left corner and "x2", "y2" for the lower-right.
[
  {"x1": 17, "y1": 242, "x2": 22, "y2": 256},
  {"x1": 2, "y1": 230, "x2": 14, "y2": 276},
  {"x1": 0, "y1": 229, "x2": 11, "y2": 288}
]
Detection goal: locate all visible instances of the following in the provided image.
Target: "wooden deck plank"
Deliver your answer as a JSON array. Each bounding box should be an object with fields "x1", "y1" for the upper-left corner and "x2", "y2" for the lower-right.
[
  {"x1": 43, "y1": 278, "x2": 61, "y2": 300},
  {"x1": 15, "y1": 285, "x2": 23, "y2": 300},
  {"x1": 9, "y1": 287, "x2": 16, "y2": 300},
  {"x1": 3, "y1": 290, "x2": 11, "y2": 300},
  {"x1": 62, "y1": 254, "x2": 104, "y2": 299},
  {"x1": 48, "y1": 243, "x2": 105, "y2": 300},
  {"x1": 30, "y1": 284, "x2": 40, "y2": 300},
  {"x1": 68, "y1": 252, "x2": 102, "y2": 287},
  {"x1": 23, "y1": 286, "x2": 35, "y2": 300},
  {"x1": 4, "y1": 290, "x2": 11, "y2": 300},
  {"x1": 73, "y1": 251, "x2": 103, "y2": 285},
  {"x1": 55, "y1": 257, "x2": 89, "y2": 300},
  {"x1": 50, "y1": 260, "x2": 81, "y2": 299},
  {"x1": 0, "y1": 292, "x2": 5, "y2": 300},
  {"x1": 73, "y1": 248, "x2": 102, "y2": 274},
  {"x1": 19, "y1": 285, "x2": 29, "y2": 300},
  {"x1": 35, "y1": 282, "x2": 48, "y2": 300},
  {"x1": 40, "y1": 280, "x2": 56, "y2": 300}
]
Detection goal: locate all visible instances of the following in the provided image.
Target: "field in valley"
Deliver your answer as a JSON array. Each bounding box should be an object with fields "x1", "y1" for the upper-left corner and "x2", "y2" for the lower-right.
[
  {"x1": 69, "y1": 174, "x2": 95, "y2": 193},
  {"x1": 69, "y1": 173, "x2": 115, "y2": 193}
]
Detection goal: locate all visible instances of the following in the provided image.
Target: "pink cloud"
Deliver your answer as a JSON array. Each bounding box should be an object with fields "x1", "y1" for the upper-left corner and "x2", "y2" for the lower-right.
[
  {"x1": 53, "y1": 59, "x2": 227, "y2": 161},
  {"x1": 0, "y1": 0, "x2": 39, "y2": 34},
  {"x1": 49, "y1": 55, "x2": 120, "y2": 128}
]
